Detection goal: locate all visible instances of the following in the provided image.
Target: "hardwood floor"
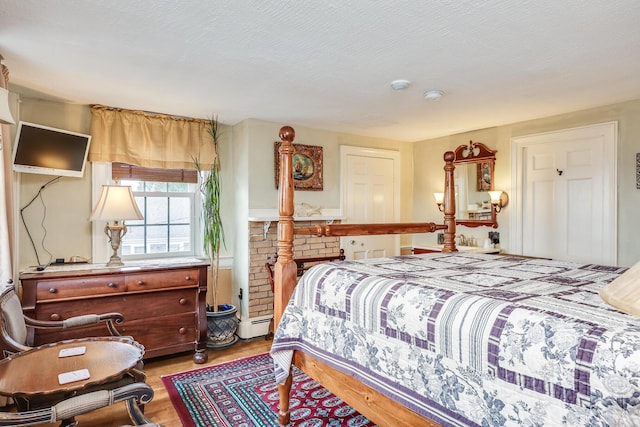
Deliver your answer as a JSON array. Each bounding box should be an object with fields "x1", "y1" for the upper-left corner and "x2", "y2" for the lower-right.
[{"x1": 39, "y1": 337, "x2": 272, "y2": 426}]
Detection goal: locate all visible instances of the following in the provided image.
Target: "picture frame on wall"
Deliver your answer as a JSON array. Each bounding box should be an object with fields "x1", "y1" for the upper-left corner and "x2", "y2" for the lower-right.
[
  {"x1": 274, "y1": 142, "x2": 323, "y2": 191},
  {"x1": 477, "y1": 161, "x2": 493, "y2": 191}
]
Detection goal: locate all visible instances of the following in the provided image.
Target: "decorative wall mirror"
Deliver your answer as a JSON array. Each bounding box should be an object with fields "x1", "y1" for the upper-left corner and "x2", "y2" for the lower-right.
[{"x1": 449, "y1": 141, "x2": 506, "y2": 228}]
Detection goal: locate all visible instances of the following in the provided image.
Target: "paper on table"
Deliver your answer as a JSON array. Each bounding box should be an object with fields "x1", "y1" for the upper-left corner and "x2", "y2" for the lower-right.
[
  {"x1": 58, "y1": 368, "x2": 90, "y2": 385},
  {"x1": 58, "y1": 346, "x2": 86, "y2": 358}
]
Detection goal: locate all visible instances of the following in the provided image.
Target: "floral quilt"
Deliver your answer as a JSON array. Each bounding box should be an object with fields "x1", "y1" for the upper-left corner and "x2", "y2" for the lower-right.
[{"x1": 270, "y1": 253, "x2": 640, "y2": 426}]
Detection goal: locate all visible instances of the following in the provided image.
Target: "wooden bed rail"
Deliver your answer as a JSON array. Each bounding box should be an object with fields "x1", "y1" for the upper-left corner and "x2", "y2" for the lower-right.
[{"x1": 294, "y1": 222, "x2": 448, "y2": 237}]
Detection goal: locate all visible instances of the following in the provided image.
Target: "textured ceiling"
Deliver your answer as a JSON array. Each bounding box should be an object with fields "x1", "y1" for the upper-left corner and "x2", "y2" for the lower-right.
[{"x1": 1, "y1": 1, "x2": 639, "y2": 142}]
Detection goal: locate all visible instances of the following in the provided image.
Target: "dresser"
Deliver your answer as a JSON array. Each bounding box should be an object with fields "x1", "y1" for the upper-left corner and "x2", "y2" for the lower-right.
[{"x1": 19, "y1": 258, "x2": 209, "y2": 363}]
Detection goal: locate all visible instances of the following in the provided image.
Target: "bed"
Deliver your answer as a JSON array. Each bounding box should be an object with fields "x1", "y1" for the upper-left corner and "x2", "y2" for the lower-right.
[{"x1": 269, "y1": 126, "x2": 640, "y2": 426}]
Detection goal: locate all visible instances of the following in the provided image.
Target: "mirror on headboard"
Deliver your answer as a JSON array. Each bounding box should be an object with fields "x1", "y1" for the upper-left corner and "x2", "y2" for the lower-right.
[{"x1": 451, "y1": 141, "x2": 501, "y2": 228}]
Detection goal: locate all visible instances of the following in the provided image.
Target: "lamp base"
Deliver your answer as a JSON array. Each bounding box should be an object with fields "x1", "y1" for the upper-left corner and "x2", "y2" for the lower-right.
[
  {"x1": 104, "y1": 222, "x2": 128, "y2": 267},
  {"x1": 106, "y1": 255, "x2": 124, "y2": 267}
]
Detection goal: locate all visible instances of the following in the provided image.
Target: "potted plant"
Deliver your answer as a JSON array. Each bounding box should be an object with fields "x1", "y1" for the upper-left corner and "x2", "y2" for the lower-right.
[{"x1": 194, "y1": 116, "x2": 238, "y2": 349}]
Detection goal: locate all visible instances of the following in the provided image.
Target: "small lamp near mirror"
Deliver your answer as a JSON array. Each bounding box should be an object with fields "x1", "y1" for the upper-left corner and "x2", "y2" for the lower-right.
[
  {"x1": 488, "y1": 190, "x2": 509, "y2": 213},
  {"x1": 90, "y1": 185, "x2": 143, "y2": 267},
  {"x1": 433, "y1": 192, "x2": 444, "y2": 212}
]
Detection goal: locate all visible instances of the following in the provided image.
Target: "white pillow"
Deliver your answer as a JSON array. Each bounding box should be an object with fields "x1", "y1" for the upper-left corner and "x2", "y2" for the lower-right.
[{"x1": 600, "y1": 260, "x2": 640, "y2": 316}]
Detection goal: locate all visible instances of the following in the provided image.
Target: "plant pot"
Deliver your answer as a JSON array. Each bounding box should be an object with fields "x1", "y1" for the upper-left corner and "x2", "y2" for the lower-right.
[{"x1": 206, "y1": 305, "x2": 239, "y2": 349}]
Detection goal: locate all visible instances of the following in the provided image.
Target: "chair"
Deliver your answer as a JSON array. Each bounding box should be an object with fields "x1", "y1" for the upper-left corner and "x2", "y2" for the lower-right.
[
  {"x1": 0, "y1": 382, "x2": 162, "y2": 426},
  {"x1": 0, "y1": 285, "x2": 146, "y2": 415},
  {"x1": 265, "y1": 249, "x2": 345, "y2": 339},
  {"x1": 0, "y1": 285, "x2": 125, "y2": 357}
]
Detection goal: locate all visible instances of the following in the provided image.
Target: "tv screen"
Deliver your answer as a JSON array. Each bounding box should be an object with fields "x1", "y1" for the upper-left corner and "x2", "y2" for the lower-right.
[{"x1": 12, "y1": 121, "x2": 92, "y2": 178}]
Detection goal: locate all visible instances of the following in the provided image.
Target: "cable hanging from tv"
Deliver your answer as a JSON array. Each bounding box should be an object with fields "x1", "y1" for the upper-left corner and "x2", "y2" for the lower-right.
[{"x1": 20, "y1": 176, "x2": 61, "y2": 270}]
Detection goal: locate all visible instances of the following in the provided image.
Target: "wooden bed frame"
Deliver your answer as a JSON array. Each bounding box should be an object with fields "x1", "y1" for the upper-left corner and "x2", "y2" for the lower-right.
[{"x1": 272, "y1": 126, "x2": 458, "y2": 426}]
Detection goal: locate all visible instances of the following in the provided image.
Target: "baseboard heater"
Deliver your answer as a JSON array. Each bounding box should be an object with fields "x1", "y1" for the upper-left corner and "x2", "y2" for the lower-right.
[{"x1": 237, "y1": 315, "x2": 272, "y2": 339}]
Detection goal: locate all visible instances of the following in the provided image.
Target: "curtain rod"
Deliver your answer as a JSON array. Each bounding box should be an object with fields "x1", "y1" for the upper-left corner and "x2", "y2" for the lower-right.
[{"x1": 90, "y1": 104, "x2": 211, "y2": 124}]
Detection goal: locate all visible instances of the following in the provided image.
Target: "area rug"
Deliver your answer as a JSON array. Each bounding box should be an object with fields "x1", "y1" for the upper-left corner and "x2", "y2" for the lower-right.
[{"x1": 161, "y1": 352, "x2": 376, "y2": 426}]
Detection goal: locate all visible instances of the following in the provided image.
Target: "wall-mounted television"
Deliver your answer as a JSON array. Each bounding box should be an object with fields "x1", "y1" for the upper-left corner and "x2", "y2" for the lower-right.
[{"x1": 12, "y1": 121, "x2": 92, "y2": 178}]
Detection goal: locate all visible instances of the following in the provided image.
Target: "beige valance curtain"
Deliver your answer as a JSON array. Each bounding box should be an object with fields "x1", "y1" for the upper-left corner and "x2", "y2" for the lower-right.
[{"x1": 89, "y1": 105, "x2": 215, "y2": 170}]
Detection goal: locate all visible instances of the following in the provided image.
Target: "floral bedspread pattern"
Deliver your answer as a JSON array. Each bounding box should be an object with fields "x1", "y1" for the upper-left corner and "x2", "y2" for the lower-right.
[{"x1": 270, "y1": 253, "x2": 640, "y2": 426}]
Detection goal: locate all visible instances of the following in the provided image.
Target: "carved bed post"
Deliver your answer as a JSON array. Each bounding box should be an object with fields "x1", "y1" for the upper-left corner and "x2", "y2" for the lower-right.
[
  {"x1": 274, "y1": 126, "x2": 299, "y2": 329},
  {"x1": 275, "y1": 126, "x2": 298, "y2": 425},
  {"x1": 442, "y1": 151, "x2": 457, "y2": 252}
]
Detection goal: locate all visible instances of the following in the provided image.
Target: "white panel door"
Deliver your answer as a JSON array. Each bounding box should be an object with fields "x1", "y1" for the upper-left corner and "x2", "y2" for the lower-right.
[
  {"x1": 341, "y1": 146, "x2": 399, "y2": 260},
  {"x1": 516, "y1": 122, "x2": 616, "y2": 264},
  {"x1": 523, "y1": 146, "x2": 556, "y2": 257}
]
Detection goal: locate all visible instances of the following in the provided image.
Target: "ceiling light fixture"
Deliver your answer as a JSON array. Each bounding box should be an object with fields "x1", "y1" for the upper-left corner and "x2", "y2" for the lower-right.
[
  {"x1": 390, "y1": 79, "x2": 411, "y2": 90},
  {"x1": 424, "y1": 89, "x2": 444, "y2": 100}
]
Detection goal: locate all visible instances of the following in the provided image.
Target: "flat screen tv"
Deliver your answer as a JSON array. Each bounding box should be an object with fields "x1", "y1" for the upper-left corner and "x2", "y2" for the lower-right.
[{"x1": 12, "y1": 121, "x2": 92, "y2": 178}]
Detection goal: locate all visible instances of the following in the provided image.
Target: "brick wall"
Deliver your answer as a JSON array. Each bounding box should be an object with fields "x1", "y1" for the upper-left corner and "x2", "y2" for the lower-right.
[{"x1": 248, "y1": 220, "x2": 341, "y2": 318}]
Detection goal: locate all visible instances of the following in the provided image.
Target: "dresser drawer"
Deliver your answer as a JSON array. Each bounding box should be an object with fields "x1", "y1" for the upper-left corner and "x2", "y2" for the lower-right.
[
  {"x1": 34, "y1": 312, "x2": 198, "y2": 358},
  {"x1": 34, "y1": 324, "x2": 116, "y2": 346},
  {"x1": 119, "y1": 312, "x2": 197, "y2": 356},
  {"x1": 125, "y1": 268, "x2": 200, "y2": 292},
  {"x1": 36, "y1": 276, "x2": 126, "y2": 301},
  {"x1": 34, "y1": 289, "x2": 197, "y2": 322}
]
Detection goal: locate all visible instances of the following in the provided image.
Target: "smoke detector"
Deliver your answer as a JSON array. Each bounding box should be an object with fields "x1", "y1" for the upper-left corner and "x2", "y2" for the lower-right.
[
  {"x1": 390, "y1": 79, "x2": 411, "y2": 90},
  {"x1": 424, "y1": 89, "x2": 444, "y2": 100}
]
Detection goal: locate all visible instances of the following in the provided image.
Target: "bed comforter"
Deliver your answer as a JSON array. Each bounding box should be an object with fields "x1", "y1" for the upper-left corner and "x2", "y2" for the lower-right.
[{"x1": 270, "y1": 253, "x2": 640, "y2": 426}]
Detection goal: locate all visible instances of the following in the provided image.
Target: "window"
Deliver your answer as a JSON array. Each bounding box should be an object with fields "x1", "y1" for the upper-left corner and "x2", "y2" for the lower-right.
[{"x1": 112, "y1": 163, "x2": 200, "y2": 260}]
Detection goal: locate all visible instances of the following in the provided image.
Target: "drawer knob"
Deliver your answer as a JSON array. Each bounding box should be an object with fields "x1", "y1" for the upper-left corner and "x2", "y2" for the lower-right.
[
  {"x1": 50, "y1": 313, "x2": 61, "y2": 321},
  {"x1": 107, "y1": 282, "x2": 117, "y2": 288},
  {"x1": 49, "y1": 288, "x2": 57, "y2": 294},
  {"x1": 137, "y1": 280, "x2": 145, "y2": 286},
  {"x1": 185, "y1": 275, "x2": 192, "y2": 281},
  {"x1": 179, "y1": 327, "x2": 186, "y2": 335},
  {"x1": 179, "y1": 298, "x2": 187, "y2": 305}
]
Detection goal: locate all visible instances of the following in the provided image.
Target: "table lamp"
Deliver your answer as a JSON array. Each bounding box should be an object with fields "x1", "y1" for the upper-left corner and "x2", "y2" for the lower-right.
[{"x1": 90, "y1": 185, "x2": 143, "y2": 267}]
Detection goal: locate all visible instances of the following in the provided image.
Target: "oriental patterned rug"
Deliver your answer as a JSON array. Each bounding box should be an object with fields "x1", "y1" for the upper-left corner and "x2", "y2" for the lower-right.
[{"x1": 161, "y1": 352, "x2": 376, "y2": 426}]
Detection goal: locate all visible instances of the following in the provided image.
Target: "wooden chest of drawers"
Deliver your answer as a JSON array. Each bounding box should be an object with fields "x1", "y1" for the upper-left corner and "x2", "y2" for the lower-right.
[{"x1": 19, "y1": 259, "x2": 209, "y2": 363}]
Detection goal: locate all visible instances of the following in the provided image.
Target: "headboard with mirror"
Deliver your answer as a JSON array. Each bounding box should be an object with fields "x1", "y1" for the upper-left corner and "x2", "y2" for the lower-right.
[{"x1": 451, "y1": 141, "x2": 503, "y2": 228}]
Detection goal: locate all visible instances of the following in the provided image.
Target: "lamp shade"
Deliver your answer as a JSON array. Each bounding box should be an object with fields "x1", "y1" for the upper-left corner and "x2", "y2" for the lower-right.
[
  {"x1": 89, "y1": 185, "x2": 143, "y2": 221},
  {"x1": 433, "y1": 192, "x2": 444, "y2": 203},
  {"x1": 0, "y1": 87, "x2": 15, "y2": 125},
  {"x1": 488, "y1": 190, "x2": 503, "y2": 204}
]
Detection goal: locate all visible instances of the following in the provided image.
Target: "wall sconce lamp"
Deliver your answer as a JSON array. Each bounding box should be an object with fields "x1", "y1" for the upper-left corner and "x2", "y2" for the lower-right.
[
  {"x1": 89, "y1": 185, "x2": 143, "y2": 267},
  {"x1": 0, "y1": 87, "x2": 15, "y2": 125},
  {"x1": 433, "y1": 192, "x2": 444, "y2": 212},
  {"x1": 488, "y1": 190, "x2": 509, "y2": 213}
]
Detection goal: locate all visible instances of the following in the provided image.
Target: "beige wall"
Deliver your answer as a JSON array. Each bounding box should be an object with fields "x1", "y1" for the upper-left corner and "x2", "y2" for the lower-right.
[
  {"x1": 241, "y1": 119, "x2": 414, "y2": 219},
  {"x1": 12, "y1": 93, "x2": 640, "y2": 290},
  {"x1": 14, "y1": 99, "x2": 93, "y2": 271},
  {"x1": 11, "y1": 98, "x2": 413, "y2": 311},
  {"x1": 230, "y1": 119, "x2": 415, "y2": 320},
  {"x1": 413, "y1": 98, "x2": 640, "y2": 267},
  {"x1": 12, "y1": 98, "x2": 237, "y2": 274}
]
